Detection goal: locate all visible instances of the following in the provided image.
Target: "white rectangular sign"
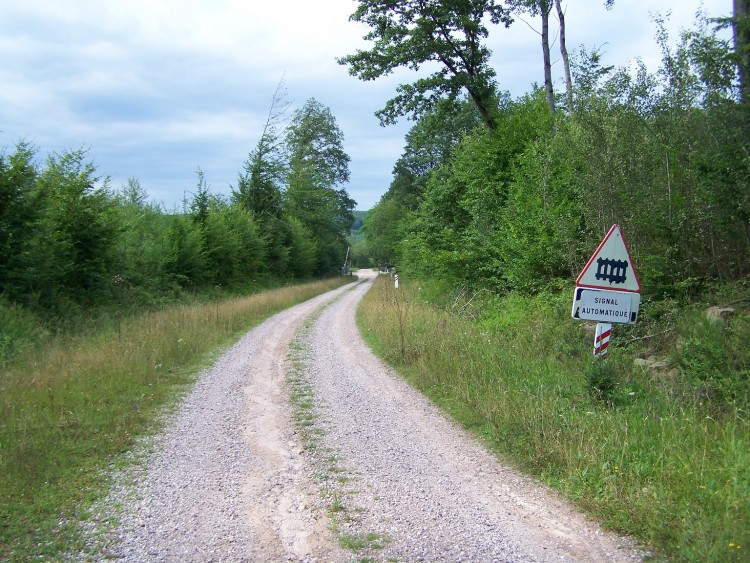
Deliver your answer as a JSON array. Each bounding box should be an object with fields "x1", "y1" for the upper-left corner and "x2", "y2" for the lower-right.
[{"x1": 572, "y1": 288, "x2": 640, "y2": 324}]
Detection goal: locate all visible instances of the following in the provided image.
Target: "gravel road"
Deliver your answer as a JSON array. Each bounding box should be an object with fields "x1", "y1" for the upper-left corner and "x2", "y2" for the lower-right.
[{"x1": 90, "y1": 269, "x2": 642, "y2": 562}]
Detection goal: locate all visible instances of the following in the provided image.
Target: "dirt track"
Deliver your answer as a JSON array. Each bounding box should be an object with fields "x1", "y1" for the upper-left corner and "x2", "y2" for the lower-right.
[{"x1": 101, "y1": 269, "x2": 641, "y2": 562}]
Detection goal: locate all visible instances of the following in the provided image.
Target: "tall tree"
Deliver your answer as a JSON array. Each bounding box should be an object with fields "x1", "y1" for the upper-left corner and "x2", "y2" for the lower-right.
[
  {"x1": 284, "y1": 99, "x2": 355, "y2": 275},
  {"x1": 555, "y1": 0, "x2": 573, "y2": 113},
  {"x1": 539, "y1": 0, "x2": 555, "y2": 113},
  {"x1": 734, "y1": 0, "x2": 750, "y2": 104},
  {"x1": 233, "y1": 78, "x2": 289, "y2": 219},
  {"x1": 338, "y1": 0, "x2": 513, "y2": 130},
  {"x1": 509, "y1": 0, "x2": 555, "y2": 113}
]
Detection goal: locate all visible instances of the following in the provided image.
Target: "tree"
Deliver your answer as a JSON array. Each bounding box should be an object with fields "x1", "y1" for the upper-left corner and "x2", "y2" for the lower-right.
[
  {"x1": 33, "y1": 149, "x2": 119, "y2": 302},
  {"x1": 284, "y1": 99, "x2": 355, "y2": 275},
  {"x1": 190, "y1": 168, "x2": 210, "y2": 228},
  {"x1": 555, "y1": 0, "x2": 573, "y2": 113},
  {"x1": 285, "y1": 98, "x2": 351, "y2": 188},
  {"x1": 734, "y1": 0, "x2": 750, "y2": 104},
  {"x1": 120, "y1": 177, "x2": 149, "y2": 208},
  {"x1": 508, "y1": 0, "x2": 555, "y2": 113},
  {"x1": 0, "y1": 142, "x2": 38, "y2": 298},
  {"x1": 338, "y1": 0, "x2": 513, "y2": 130},
  {"x1": 233, "y1": 79, "x2": 289, "y2": 219}
]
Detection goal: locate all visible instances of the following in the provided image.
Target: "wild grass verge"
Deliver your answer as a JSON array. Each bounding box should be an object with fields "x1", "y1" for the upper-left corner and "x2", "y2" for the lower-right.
[
  {"x1": 357, "y1": 275, "x2": 748, "y2": 562},
  {"x1": 0, "y1": 276, "x2": 354, "y2": 560}
]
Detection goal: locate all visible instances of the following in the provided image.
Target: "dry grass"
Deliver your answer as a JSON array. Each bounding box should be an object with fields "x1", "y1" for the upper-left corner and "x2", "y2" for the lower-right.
[
  {"x1": 357, "y1": 276, "x2": 749, "y2": 562},
  {"x1": 0, "y1": 276, "x2": 354, "y2": 560}
]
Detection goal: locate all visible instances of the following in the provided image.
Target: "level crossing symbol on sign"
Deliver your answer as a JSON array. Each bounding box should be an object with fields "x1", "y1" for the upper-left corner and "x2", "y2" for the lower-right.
[{"x1": 576, "y1": 224, "x2": 641, "y2": 293}]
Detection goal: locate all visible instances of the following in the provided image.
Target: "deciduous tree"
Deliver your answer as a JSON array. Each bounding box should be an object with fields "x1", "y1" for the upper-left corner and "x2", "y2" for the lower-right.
[
  {"x1": 338, "y1": 0, "x2": 513, "y2": 130},
  {"x1": 284, "y1": 99, "x2": 354, "y2": 275}
]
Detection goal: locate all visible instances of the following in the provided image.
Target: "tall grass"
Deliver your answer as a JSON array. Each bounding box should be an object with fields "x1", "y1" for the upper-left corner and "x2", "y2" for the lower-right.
[
  {"x1": 357, "y1": 276, "x2": 748, "y2": 562},
  {"x1": 0, "y1": 276, "x2": 354, "y2": 560}
]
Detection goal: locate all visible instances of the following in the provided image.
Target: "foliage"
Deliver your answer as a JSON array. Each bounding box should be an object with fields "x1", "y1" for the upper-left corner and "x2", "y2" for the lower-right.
[
  {"x1": 400, "y1": 89, "x2": 554, "y2": 288},
  {"x1": 338, "y1": 0, "x2": 513, "y2": 129},
  {"x1": 0, "y1": 96, "x2": 356, "y2": 321},
  {"x1": 363, "y1": 12, "x2": 749, "y2": 297},
  {"x1": 360, "y1": 98, "x2": 483, "y2": 268},
  {"x1": 232, "y1": 79, "x2": 288, "y2": 221},
  {"x1": 674, "y1": 312, "x2": 750, "y2": 409},
  {"x1": 284, "y1": 98, "x2": 355, "y2": 275},
  {"x1": 285, "y1": 98, "x2": 351, "y2": 188},
  {"x1": 0, "y1": 296, "x2": 47, "y2": 367}
]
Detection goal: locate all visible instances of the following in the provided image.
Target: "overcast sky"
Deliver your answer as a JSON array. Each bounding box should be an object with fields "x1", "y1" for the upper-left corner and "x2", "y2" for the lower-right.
[{"x1": 0, "y1": 0, "x2": 732, "y2": 211}]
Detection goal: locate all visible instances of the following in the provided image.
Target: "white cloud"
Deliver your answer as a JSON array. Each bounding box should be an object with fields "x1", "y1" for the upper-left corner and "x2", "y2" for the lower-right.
[{"x1": 0, "y1": 0, "x2": 733, "y2": 211}]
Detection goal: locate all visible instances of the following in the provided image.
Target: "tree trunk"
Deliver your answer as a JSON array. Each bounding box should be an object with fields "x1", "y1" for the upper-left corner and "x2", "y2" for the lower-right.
[
  {"x1": 555, "y1": 0, "x2": 574, "y2": 113},
  {"x1": 467, "y1": 87, "x2": 498, "y2": 130},
  {"x1": 540, "y1": 0, "x2": 555, "y2": 113},
  {"x1": 734, "y1": 0, "x2": 750, "y2": 105}
]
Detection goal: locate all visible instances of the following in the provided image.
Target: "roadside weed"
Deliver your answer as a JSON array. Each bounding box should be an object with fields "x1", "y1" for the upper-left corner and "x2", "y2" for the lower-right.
[{"x1": 357, "y1": 276, "x2": 749, "y2": 562}]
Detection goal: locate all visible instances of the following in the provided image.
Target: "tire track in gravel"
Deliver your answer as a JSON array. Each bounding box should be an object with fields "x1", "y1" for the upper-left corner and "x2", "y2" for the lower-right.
[
  {"x1": 99, "y1": 280, "x2": 360, "y2": 562},
  {"x1": 297, "y1": 270, "x2": 643, "y2": 562},
  {"x1": 98, "y1": 270, "x2": 642, "y2": 562}
]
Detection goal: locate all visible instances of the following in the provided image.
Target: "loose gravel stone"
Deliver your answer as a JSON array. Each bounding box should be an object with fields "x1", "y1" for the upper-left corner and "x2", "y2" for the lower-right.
[{"x1": 78, "y1": 270, "x2": 642, "y2": 562}]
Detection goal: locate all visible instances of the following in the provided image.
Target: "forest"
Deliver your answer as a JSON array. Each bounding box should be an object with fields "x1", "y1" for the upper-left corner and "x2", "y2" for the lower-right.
[
  {"x1": 0, "y1": 96, "x2": 354, "y2": 345},
  {"x1": 353, "y1": 2, "x2": 748, "y2": 298}
]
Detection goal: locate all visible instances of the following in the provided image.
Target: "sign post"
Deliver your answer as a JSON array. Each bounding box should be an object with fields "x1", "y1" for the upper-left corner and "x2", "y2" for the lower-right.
[
  {"x1": 594, "y1": 323, "x2": 613, "y2": 360},
  {"x1": 394, "y1": 274, "x2": 399, "y2": 289},
  {"x1": 572, "y1": 225, "x2": 641, "y2": 358}
]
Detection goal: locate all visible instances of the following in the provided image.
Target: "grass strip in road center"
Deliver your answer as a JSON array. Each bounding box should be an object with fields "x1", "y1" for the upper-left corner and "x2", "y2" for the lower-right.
[{"x1": 286, "y1": 288, "x2": 390, "y2": 560}]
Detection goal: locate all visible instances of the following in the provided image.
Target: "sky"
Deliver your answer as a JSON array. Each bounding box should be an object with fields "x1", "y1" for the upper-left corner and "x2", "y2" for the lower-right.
[{"x1": 0, "y1": 0, "x2": 733, "y2": 211}]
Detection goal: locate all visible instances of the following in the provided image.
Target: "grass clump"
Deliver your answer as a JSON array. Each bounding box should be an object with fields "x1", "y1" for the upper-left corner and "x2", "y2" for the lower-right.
[
  {"x1": 357, "y1": 275, "x2": 749, "y2": 562},
  {"x1": 0, "y1": 276, "x2": 354, "y2": 560}
]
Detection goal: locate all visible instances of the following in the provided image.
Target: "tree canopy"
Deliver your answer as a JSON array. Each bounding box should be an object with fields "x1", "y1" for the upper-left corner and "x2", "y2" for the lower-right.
[
  {"x1": 284, "y1": 98, "x2": 355, "y2": 275},
  {"x1": 359, "y1": 10, "x2": 748, "y2": 296},
  {"x1": 338, "y1": 0, "x2": 513, "y2": 129}
]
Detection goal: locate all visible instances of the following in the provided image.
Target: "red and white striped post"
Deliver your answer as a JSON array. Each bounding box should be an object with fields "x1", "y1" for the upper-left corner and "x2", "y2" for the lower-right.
[{"x1": 594, "y1": 323, "x2": 612, "y2": 360}]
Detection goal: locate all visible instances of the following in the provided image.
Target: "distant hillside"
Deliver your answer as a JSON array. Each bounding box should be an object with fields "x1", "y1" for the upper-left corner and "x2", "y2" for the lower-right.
[{"x1": 351, "y1": 210, "x2": 367, "y2": 233}]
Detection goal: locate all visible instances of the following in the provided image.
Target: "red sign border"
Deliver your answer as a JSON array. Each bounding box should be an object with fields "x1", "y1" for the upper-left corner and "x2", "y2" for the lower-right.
[{"x1": 576, "y1": 224, "x2": 641, "y2": 293}]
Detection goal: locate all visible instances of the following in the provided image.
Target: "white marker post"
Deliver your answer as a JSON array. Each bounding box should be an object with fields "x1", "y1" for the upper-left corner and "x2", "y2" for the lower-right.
[
  {"x1": 394, "y1": 274, "x2": 399, "y2": 289},
  {"x1": 594, "y1": 323, "x2": 612, "y2": 360}
]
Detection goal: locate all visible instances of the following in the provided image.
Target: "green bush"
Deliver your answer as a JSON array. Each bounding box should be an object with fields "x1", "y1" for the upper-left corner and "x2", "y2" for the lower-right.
[
  {"x1": 676, "y1": 313, "x2": 750, "y2": 409},
  {"x1": 0, "y1": 297, "x2": 48, "y2": 367}
]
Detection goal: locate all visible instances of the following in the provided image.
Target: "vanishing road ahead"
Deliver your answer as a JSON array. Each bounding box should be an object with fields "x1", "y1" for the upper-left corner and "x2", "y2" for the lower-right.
[{"x1": 100, "y1": 269, "x2": 641, "y2": 562}]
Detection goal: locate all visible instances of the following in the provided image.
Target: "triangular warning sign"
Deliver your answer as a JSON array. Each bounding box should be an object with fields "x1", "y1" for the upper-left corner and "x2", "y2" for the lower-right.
[{"x1": 576, "y1": 224, "x2": 641, "y2": 292}]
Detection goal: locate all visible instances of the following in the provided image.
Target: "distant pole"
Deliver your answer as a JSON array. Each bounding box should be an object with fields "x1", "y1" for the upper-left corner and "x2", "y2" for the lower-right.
[{"x1": 394, "y1": 274, "x2": 399, "y2": 289}]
